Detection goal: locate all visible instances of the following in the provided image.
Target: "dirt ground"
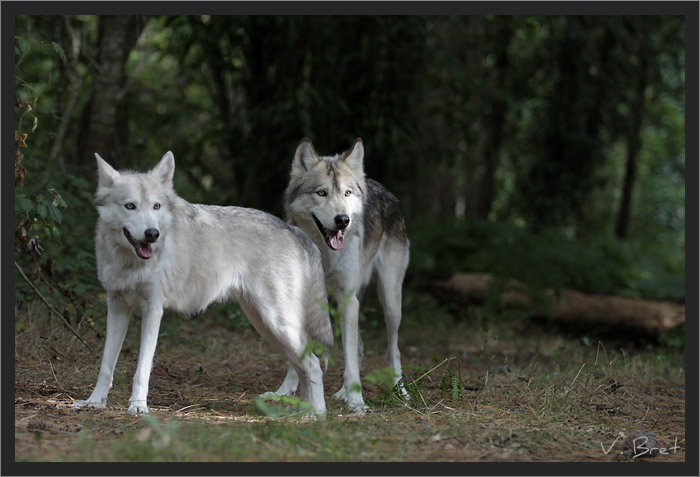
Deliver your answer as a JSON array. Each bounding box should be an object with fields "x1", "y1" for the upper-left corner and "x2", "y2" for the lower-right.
[{"x1": 13, "y1": 295, "x2": 687, "y2": 464}]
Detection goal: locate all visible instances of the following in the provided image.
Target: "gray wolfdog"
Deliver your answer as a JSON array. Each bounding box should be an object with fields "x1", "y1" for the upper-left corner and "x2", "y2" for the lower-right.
[
  {"x1": 283, "y1": 138, "x2": 410, "y2": 412},
  {"x1": 72, "y1": 152, "x2": 332, "y2": 415}
]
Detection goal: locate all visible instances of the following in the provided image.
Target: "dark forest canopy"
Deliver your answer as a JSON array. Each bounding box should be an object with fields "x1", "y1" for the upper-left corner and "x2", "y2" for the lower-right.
[{"x1": 14, "y1": 15, "x2": 686, "y2": 306}]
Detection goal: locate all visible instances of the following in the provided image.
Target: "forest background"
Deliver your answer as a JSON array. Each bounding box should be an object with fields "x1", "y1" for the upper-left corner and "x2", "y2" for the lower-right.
[
  {"x1": 11, "y1": 13, "x2": 692, "y2": 464},
  {"x1": 14, "y1": 14, "x2": 686, "y2": 314}
]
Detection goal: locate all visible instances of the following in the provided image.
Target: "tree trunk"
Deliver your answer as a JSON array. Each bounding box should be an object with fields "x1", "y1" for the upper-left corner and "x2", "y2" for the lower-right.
[
  {"x1": 433, "y1": 273, "x2": 685, "y2": 333},
  {"x1": 574, "y1": 18, "x2": 616, "y2": 237},
  {"x1": 461, "y1": 16, "x2": 487, "y2": 220},
  {"x1": 82, "y1": 16, "x2": 146, "y2": 168},
  {"x1": 478, "y1": 20, "x2": 513, "y2": 220},
  {"x1": 615, "y1": 22, "x2": 649, "y2": 239},
  {"x1": 615, "y1": 124, "x2": 643, "y2": 239}
]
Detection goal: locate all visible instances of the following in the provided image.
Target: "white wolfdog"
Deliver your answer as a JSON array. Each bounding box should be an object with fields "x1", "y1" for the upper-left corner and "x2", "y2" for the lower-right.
[
  {"x1": 72, "y1": 152, "x2": 333, "y2": 415},
  {"x1": 283, "y1": 138, "x2": 410, "y2": 412}
]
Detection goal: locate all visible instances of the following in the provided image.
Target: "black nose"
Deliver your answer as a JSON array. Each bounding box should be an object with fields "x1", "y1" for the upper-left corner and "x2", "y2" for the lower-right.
[
  {"x1": 144, "y1": 228, "x2": 160, "y2": 243},
  {"x1": 334, "y1": 214, "x2": 350, "y2": 229}
]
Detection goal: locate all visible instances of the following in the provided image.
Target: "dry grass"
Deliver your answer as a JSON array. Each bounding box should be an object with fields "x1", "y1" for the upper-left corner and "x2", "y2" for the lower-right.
[{"x1": 13, "y1": 292, "x2": 686, "y2": 463}]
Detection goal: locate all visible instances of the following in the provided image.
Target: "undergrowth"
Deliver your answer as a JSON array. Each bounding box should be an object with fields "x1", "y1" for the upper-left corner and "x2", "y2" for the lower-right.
[
  {"x1": 14, "y1": 295, "x2": 686, "y2": 463},
  {"x1": 409, "y1": 218, "x2": 685, "y2": 302}
]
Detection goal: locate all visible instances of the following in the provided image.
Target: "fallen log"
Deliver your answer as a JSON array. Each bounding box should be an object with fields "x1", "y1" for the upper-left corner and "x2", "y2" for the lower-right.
[{"x1": 432, "y1": 273, "x2": 685, "y2": 333}]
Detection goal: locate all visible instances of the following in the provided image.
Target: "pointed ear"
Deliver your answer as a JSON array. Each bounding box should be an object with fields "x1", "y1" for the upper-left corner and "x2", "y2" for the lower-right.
[
  {"x1": 342, "y1": 138, "x2": 364, "y2": 176},
  {"x1": 151, "y1": 151, "x2": 175, "y2": 186},
  {"x1": 95, "y1": 153, "x2": 120, "y2": 186},
  {"x1": 292, "y1": 138, "x2": 320, "y2": 175}
]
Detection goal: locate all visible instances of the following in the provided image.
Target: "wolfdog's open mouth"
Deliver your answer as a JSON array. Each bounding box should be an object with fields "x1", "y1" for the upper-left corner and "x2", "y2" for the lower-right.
[
  {"x1": 123, "y1": 227, "x2": 153, "y2": 259},
  {"x1": 311, "y1": 214, "x2": 344, "y2": 250}
]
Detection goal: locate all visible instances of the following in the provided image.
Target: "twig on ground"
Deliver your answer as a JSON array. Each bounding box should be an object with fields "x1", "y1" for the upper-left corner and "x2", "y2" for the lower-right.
[
  {"x1": 48, "y1": 359, "x2": 67, "y2": 393},
  {"x1": 176, "y1": 403, "x2": 204, "y2": 413},
  {"x1": 560, "y1": 363, "x2": 586, "y2": 398},
  {"x1": 15, "y1": 261, "x2": 98, "y2": 358}
]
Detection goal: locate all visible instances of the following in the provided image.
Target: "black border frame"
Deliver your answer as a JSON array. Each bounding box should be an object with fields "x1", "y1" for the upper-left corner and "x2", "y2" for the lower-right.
[{"x1": 3, "y1": 2, "x2": 698, "y2": 476}]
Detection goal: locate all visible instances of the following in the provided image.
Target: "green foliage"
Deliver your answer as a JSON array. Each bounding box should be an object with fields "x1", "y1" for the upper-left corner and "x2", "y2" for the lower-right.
[
  {"x1": 83, "y1": 415, "x2": 361, "y2": 462},
  {"x1": 437, "y1": 358, "x2": 466, "y2": 400},
  {"x1": 658, "y1": 324, "x2": 685, "y2": 352},
  {"x1": 364, "y1": 367, "x2": 402, "y2": 407},
  {"x1": 365, "y1": 356, "x2": 467, "y2": 411},
  {"x1": 254, "y1": 394, "x2": 314, "y2": 418},
  {"x1": 14, "y1": 165, "x2": 102, "y2": 313},
  {"x1": 15, "y1": 20, "x2": 104, "y2": 330},
  {"x1": 139, "y1": 415, "x2": 182, "y2": 451},
  {"x1": 411, "y1": 217, "x2": 684, "y2": 302},
  {"x1": 299, "y1": 339, "x2": 331, "y2": 364}
]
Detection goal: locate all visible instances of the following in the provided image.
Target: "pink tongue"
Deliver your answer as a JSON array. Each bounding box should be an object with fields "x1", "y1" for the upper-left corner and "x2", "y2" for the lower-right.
[
  {"x1": 328, "y1": 230, "x2": 344, "y2": 250},
  {"x1": 136, "y1": 242, "x2": 153, "y2": 259}
]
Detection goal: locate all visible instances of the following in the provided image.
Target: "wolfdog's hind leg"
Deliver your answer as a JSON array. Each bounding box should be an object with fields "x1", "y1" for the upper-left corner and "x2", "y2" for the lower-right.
[
  {"x1": 297, "y1": 352, "x2": 326, "y2": 416},
  {"x1": 239, "y1": 300, "x2": 326, "y2": 414},
  {"x1": 275, "y1": 338, "x2": 326, "y2": 415}
]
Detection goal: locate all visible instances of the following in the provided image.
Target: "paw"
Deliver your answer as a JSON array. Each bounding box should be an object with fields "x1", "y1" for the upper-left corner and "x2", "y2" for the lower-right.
[
  {"x1": 304, "y1": 407, "x2": 326, "y2": 418},
  {"x1": 259, "y1": 391, "x2": 289, "y2": 400},
  {"x1": 127, "y1": 401, "x2": 150, "y2": 415},
  {"x1": 261, "y1": 388, "x2": 296, "y2": 399},
  {"x1": 331, "y1": 386, "x2": 347, "y2": 400},
  {"x1": 346, "y1": 399, "x2": 370, "y2": 414},
  {"x1": 72, "y1": 399, "x2": 106, "y2": 410},
  {"x1": 334, "y1": 387, "x2": 369, "y2": 413},
  {"x1": 397, "y1": 383, "x2": 411, "y2": 400}
]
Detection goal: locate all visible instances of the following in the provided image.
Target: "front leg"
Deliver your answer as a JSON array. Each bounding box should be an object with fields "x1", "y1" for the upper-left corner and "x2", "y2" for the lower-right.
[
  {"x1": 332, "y1": 293, "x2": 369, "y2": 412},
  {"x1": 73, "y1": 292, "x2": 132, "y2": 410},
  {"x1": 128, "y1": 298, "x2": 164, "y2": 414}
]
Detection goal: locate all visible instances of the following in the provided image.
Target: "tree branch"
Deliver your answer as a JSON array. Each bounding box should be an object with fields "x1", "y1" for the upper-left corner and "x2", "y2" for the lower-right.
[{"x1": 15, "y1": 261, "x2": 98, "y2": 358}]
